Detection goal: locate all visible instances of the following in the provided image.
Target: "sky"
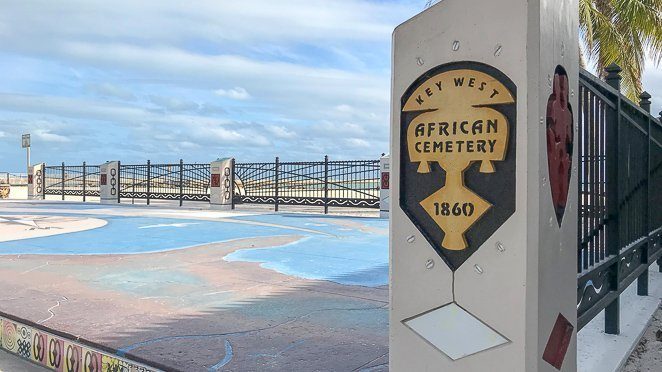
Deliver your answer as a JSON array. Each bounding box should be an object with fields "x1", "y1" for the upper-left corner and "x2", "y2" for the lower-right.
[{"x1": 0, "y1": 0, "x2": 660, "y2": 172}]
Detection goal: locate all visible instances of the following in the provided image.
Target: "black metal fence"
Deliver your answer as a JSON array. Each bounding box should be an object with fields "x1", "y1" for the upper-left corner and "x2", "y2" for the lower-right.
[
  {"x1": 234, "y1": 156, "x2": 380, "y2": 213},
  {"x1": 0, "y1": 173, "x2": 27, "y2": 185},
  {"x1": 576, "y1": 65, "x2": 662, "y2": 334},
  {"x1": 119, "y1": 160, "x2": 210, "y2": 205},
  {"x1": 38, "y1": 158, "x2": 379, "y2": 211},
  {"x1": 44, "y1": 162, "x2": 100, "y2": 200}
]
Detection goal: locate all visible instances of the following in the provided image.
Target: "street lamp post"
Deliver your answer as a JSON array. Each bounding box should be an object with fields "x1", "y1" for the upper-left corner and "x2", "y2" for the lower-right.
[{"x1": 21, "y1": 133, "x2": 30, "y2": 174}]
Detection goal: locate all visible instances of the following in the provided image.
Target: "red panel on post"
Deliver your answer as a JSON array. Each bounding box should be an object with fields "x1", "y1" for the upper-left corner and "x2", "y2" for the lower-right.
[
  {"x1": 542, "y1": 313, "x2": 574, "y2": 370},
  {"x1": 211, "y1": 174, "x2": 221, "y2": 188},
  {"x1": 381, "y1": 172, "x2": 390, "y2": 189},
  {"x1": 28, "y1": 174, "x2": 33, "y2": 184},
  {"x1": 546, "y1": 66, "x2": 573, "y2": 226},
  {"x1": 100, "y1": 174, "x2": 107, "y2": 186}
]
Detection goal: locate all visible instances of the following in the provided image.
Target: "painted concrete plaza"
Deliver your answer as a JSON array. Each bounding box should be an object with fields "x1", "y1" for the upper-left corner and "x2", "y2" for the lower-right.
[{"x1": 0, "y1": 201, "x2": 388, "y2": 371}]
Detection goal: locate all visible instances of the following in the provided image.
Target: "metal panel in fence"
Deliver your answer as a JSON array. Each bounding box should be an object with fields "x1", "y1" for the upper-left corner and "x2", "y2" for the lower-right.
[
  {"x1": 44, "y1": 163, "x2": 100, "y2": 200},
  {"x1": 233, "y1": 161, "x2": 277, "y2": 205},
  {"x1": 0, "y1": 173, "x2": 28, "y2": 185},
  {"x1": 327, "y1": 160, "x2": 380, "y2": 208},
  {"x1": 234, "y1": 157, "x2": 379, "y2": 212},
  {"x1": 119, "y1": 161, "x2": 210, "y2": 204}
]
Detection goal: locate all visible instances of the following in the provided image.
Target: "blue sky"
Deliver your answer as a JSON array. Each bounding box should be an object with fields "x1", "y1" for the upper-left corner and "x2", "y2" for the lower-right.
[{"x1": 0, "y1": 0, "x2": 660, "y2": 172}]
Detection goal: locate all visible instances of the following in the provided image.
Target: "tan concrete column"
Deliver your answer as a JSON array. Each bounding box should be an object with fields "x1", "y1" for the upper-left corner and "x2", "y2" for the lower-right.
[
  {"x1": 27, "y1": 163, "x2": 44, "y2": 200},
  {"x1": 390, "y1": 1, "x2": 578, "y2": 371},
  {"x1": 210, "y1": 158, "x2": 234, "y2": 210},
  {"x1": 99, "y1": 161, "x2": 119, "y2": 204},
  {"x1": 380, "y1": 155, "x2": 390, "y2": 219}
]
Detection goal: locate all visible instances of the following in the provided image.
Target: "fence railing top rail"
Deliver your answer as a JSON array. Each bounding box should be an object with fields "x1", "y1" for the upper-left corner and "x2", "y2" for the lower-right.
[{"x1": 581, "y1": 68, "x2": 661, "y2": 125}]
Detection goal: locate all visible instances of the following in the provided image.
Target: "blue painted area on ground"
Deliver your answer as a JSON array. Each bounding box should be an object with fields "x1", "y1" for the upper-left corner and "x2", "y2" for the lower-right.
[
  {"x1": 0, "y1": 215, "x2": 295, "y2": 255},
  {"x1": 225, "y1": 214, "x2": 388, "y2": 287},
  {"x1": 0, "y1": 209, "x2": 389, "y2": 287}
]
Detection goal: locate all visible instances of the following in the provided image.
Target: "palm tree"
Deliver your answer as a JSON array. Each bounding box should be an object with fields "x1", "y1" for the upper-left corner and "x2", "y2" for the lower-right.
[{"x1": 580, "y1": 0, "x2": 662, "y2": 100}]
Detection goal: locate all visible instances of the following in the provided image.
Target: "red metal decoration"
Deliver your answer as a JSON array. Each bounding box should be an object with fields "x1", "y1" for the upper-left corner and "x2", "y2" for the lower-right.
[
  {"x1": 28, "y1": 174, "x2": 33, "y2": 184},
  {"x1": 100, "y1": 174, "x2": 107, "y2": 186},
  {"x1": 542, "y1": 313, "x2": 574, "y2": 370},
  {"x1": 211, "y1": 174, "x2": 221, "y2": 188},
  {"x1": 546, "y1": 66, "x2": 573, "y2": 226},
  {"x1": 381, "y1": 172, "x2": 390, "y2": 189}
]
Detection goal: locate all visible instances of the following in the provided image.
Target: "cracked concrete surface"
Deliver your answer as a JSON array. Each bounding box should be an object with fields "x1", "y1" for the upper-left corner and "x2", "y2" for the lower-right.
[
  {"x1": 0, "y1": 239, "x2": 389, "y2": 371},
  {"x1": 624, "y1": 304, "x2": 662, "y2": 372}
]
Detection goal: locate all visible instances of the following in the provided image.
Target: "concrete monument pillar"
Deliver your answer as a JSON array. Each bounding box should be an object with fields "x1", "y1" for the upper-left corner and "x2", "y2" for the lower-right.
[
  {"x1": 380, "y1": 155, "x2": 390, "y2": 219},
  {"x1": 390, "y1": 1, "x2": 578, "y2": 371},
  {"x1": 27, "y1": 163, "x2": 44, "y2": 200},
  {"x1": 210, "y1": 158, "x2": 235, "y2": 210},
  {"x1": 99, "y1": 161, "x2": 119, "y2": 204}
]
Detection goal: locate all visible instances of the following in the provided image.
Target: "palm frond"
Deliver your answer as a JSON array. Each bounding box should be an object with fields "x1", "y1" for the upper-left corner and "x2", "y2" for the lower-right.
[{"x1": 579, "y1": 0, "x2": 662, "y2": 100}]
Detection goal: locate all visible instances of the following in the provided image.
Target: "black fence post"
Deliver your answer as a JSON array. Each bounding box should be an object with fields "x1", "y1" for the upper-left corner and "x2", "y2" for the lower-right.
[
  {"x1": 61, "y1": 162, "x2": 65, "y2": 201},
  {"x1": 231, "y1": 158, "x2": 236, "y2": 210},
  {"x1": 41, "y1": 165, "x2": 46, "y2": 199},
  {"x1": 324, "y1": 155, "x2": 329, "y2": 214},
  {"x1": 639, "y1": 91, "x2": 652, "y2": 112},
  {"x1": 274, "y1": 157, "x2": 279, "y2": 212},
  {"x1": 82, "y1": 161, "x2": 86, "y2": 202},
  {"x1": 604, "y1": 63, "x2": 622, "y2": 335},
  {"x1": 147, "y1": 160, "x2": 151, "y2": 206},
  {"x1": 179, "y1": 159, "x2": 184, "y2": 207},
  {"x1": 638, "y1": 91, "x2": 652, "y2": 295},
  {"x1": 117, "y1": 161, "x2": 121, "y2": 204},
  {"x1": 659, "y1": 114, "x2": 662, "y2": 272}
]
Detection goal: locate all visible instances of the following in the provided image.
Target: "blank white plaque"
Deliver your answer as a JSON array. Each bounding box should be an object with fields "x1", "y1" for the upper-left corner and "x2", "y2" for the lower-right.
[{"x1": 403, "y1": 302, "x2": 509, "y2": 360}]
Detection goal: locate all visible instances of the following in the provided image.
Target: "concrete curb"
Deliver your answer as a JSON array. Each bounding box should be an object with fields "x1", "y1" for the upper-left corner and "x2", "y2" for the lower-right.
[
  {"x1": 616, "y1": 299, "x2": 660, "y2": 372},
  {"x1": 0, "y1": 310, "x2": 169, "y2": 372},
  {"x1": 578, "y1": 262, "x2": 662, "y2": 372}
]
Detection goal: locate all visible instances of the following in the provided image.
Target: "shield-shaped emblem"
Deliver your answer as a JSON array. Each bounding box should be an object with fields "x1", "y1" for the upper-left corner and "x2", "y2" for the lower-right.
[
  {"x1": 400, "y1": 61, "x2": 517, "y2": 271},
  {"x1": 546, "y1": 65, "x2": 573, "y2": 226}
]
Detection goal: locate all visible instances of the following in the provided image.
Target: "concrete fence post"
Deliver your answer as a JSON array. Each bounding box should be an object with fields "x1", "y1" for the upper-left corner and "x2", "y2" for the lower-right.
[
  {"x1": 99, "y1": 161, "x2": 119, "y2": 205},
  {"x1": 210, "y1": 158, "x2": 234, "y2": 210},
  {"x1": 82, "y1": 161, "x2": 87, "y2": 202},
  {"x1": 379, "y1": 154, "x2": 390, "y2": 219},
  {"x1": 390, "y1": 0, "x2": 578, "y2": 371},
  {"x1": 27, "y1": 163, "x2": 44, "y2": 200}
]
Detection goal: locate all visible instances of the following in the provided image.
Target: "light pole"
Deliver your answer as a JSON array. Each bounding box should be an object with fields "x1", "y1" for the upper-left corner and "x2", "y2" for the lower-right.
[{"x1": 21, "y1": 134, "x2": 30, "y2": 175}]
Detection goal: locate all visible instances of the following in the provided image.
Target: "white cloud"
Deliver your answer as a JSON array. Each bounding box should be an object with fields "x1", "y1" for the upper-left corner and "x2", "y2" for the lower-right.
[
  {"x1": 0, "y1": 131, "x2": 6, "y2": 138},
  {"x1": 345, "y1": 138, "x2": 371, "y2": 148},
  {"x1": 87, "y1": 83, "x2": 136, "y2": 101},
  {"x1": 266, "y1": 125, "x2": 296, "y2": 139},
  {"x1": 214, "y1": 87, "x2": 251, "y2": 100},
  {"x1": 148, "y1": 95, "x2": 199, "y2": 112},
  {"x1": 0, "y1": 1, "x2": 406, "y2": 48},
  {"x1": 34, "y1": 129, "x2": 70, "y2": 143},
  {"x1": 0, "y1": 93, "x2": 270, "y2": 148}
]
